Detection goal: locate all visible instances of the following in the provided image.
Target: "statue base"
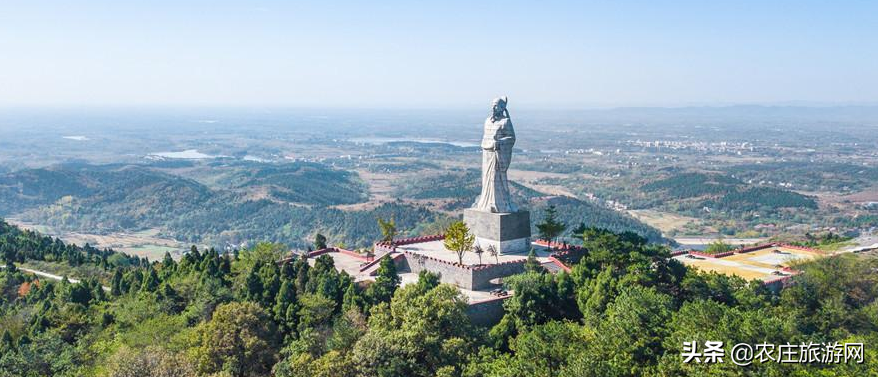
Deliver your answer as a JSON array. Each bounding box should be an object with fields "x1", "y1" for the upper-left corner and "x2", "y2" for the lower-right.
[{"x1": 463, "y1": 208, "x2": 531, "y2": 255}]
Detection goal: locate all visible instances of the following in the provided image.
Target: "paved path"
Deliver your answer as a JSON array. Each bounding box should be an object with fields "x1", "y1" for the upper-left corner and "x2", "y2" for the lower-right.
[{"x1": 0, "y1": 264, "x2": 111, "y2": 291}]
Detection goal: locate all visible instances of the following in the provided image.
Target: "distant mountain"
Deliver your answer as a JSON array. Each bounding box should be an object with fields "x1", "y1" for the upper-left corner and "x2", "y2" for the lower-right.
[{"x1": 0, "y1": 162, "x2": 404, "y2": 249}]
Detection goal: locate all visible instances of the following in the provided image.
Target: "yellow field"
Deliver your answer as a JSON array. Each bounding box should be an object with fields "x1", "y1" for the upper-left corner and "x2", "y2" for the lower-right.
[{"x1": 675, "y1": 245, "x2": 825, "y2": 282}]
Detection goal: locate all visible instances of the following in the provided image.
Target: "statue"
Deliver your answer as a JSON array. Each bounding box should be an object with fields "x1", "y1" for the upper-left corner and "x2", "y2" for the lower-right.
[
  {"x1": 464, "y1": 96, "x2": 530, "y2": 254},
  {"x1": 474, "y1": 96, "x2": 517, "y2": 213}
]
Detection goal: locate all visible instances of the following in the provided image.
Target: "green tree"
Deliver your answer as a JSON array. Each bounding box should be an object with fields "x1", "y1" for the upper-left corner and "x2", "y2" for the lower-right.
[
  {"x1": 524, "y1": 248, "x2": 543, "y2": 273},
  {"x1": 536, "y1": 205, "x2": 566, "y2": 249},
  {"x1": 192, "y1": 301, "x2": 279, "y2": 377},
  {"x1": 377, "y1": 217, "x2": 397, "y2": 245},
  {"x1": 351, "y1": 284, "x2": 471, "y2": 377},
  {"x1": 704, "y1": 238, "x2": 732, "y2": 255},
  {"x1": 244, "y1": 261, "x2": 264, "y2": 302},
  {"x1": 105, "y1": 345, "x2": 195, "y2": 377},
  {"x1": 366, "y1": 256, "x2": 400, "y2": 305},
  {"x1": 111, "y1": 268, "x2": 123, "y2": 296},
  {"x1": 443, "y1": 220, "x2": 474, "y2": 265},
  {"x1": 315, "y1": 233, "x2": 328, "y2": 250},
  {"x1": 274, "y1": 280, "x2": 299, "y2": 331},
  {"x1": 140, "y1": 267, "x2": 160, "y2": 292},
  {"x1": 298, "y1": 293, "x2": 337, "y2": 332}
]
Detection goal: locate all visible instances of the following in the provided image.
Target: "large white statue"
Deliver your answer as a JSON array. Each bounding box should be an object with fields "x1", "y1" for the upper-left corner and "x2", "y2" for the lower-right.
[{"x1": 474, "y1": 96, "x2": 517, "y2": 213}]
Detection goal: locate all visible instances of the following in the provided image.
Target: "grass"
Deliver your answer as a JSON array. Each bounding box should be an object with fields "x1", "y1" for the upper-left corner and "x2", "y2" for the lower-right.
[{"x1": 813, "y1": 241, "x2": 857, "y2": 252}]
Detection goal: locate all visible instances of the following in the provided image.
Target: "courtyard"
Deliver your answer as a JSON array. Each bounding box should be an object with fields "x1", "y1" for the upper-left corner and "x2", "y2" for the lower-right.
[{"x1": 673, "y1": 244, "x2": 826, "y2": 281}]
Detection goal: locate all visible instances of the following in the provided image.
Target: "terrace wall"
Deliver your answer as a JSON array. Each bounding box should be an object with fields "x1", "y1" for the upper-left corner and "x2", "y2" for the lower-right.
[
  {"x1": 399, "y1": 250, "x2": 526, "y2": 290},
  {"x1": 467, "y1": 296, "x2": 510, "y2": 327}
]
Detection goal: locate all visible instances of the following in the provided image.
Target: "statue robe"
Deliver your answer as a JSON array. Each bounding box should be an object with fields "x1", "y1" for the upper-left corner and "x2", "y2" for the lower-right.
[{"x1": 474, "y1": 115, "x2": 517, "y2": 213}]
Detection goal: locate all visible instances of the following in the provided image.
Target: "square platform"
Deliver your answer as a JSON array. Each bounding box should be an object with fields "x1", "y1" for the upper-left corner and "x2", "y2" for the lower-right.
[{"x1": 463, "y1": 208, "x2": 531, "y2": 254}]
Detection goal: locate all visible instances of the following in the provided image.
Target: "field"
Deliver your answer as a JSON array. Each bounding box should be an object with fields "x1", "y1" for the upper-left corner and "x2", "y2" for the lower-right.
[{"x1": 674, "y1": 245, "x2": 826, "y2": 281}]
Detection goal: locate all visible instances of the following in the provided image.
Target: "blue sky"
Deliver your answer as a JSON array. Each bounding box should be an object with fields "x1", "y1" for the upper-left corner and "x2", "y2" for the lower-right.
[{"x1": 0, "y1": 1, "x2": 876, "y2": 108}]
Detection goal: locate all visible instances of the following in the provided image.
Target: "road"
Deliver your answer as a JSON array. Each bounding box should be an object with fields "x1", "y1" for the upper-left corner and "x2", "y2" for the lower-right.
[{"x1": 0, "y1": 264, "x2": 111, "y2": 291}]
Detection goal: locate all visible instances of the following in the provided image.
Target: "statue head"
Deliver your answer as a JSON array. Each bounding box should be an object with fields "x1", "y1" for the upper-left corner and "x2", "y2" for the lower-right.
[{"x1": 491, "y1": 96, "x2": 508, "y2": 120}]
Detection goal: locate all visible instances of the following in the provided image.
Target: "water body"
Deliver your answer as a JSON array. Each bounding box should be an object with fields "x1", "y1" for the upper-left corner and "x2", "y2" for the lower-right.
[{"x1": 149, "y1": 149, "x2": 221, "y2": 159}]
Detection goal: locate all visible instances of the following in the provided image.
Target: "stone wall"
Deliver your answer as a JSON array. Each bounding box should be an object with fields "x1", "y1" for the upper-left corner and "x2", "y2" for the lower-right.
[
  {"x1": 467, "y1": 296, "x2": 510, "y2": 327},
  {"x1": 399, "y1": 250, "x2": 526, "y2": 290},
  {"x1": 400, "y1": 252, "x2": 475, "y2": 289},
  {"x1": 471, "y1": 260, "x2": 526, "y2": 289}
]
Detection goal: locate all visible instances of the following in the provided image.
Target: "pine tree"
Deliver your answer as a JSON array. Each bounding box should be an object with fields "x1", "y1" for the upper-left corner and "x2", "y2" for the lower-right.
[
  {"x1": 111, "y1": 268, "x2": 123, "y2": 296},
  {"x1": 366, "y1": 256, "x2": 400, "y2": 304},
  {"x1": 342, "y1": 282, "x2": 364, "y2": 313},
  {"x1": 141, "y1": 267, "x2": 160, "y2": 292},
  {"x1": 260, "y1": 263, "x2": 281, "y2": 306},
  {"x1": 189, "y1": 245, "x2": 201, "y2": 261},
  {"x1": 536, "y1": 205, "x2": 567, "y2": 250},
  {"x1": 524, "y1": 248, "x2": 544, "y2": 273},
  {"x1": 315, "y1": 233, "x2": 328, "y2": 250},
  {"x1": 162, "y1": 252, "x2": 176, "y2": 271},
  {"x1": 245, "y1": 263, "x2": 264, "y2": 302},
  {"x1": 274, "y1": 280, "x2": 298, "y2": 330}
]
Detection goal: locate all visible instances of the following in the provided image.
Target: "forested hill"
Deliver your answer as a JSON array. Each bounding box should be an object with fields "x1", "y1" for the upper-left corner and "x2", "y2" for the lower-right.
[
  {"x1": 0, "y1": 162, "x2": 431, "y2": 249},
  {"x1": 642, "y1": 172, "x2": 818, "y2": 211},
  {"x1": 0, "y1": 162, "x2": 666, "y2": 249},
  {"x1": 1, "y1": 221, "x2": 876, "y2": 376}
]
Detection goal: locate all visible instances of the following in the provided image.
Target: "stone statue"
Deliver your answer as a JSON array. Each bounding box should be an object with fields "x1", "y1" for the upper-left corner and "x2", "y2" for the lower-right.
[
  {"x1": 474, "y1": 96, "x2": 517, "y2": 213},
  {"x1": 464, "y1": 96, "x2": 530, "y2": 254}
]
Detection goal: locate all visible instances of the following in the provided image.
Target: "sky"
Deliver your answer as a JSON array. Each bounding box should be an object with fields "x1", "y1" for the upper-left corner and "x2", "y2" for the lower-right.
[{"x1": 1, "y1": 0, "x2": 876, "y2": 108}]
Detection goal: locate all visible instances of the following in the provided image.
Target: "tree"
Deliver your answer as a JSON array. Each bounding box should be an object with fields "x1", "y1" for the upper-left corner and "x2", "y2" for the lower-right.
[
  {"x1": 111, "y1": 268, "x2": 123, "y2": 296},
  {"x1": 570, "y1": 222, "x2": 587, "y2": 240},
  {"x1": 443, "y1": 221, "x2": 474, "y2": 265},
  {"x1": 536, "y1": 205, "x2": 566, "y2": 250},
  {"x1": 342, "y1": 283, "x2": 365, "y2": 313},
  {"x1": 244, "y1": 262, "x2": 264, "y2": 302},
  {"x1": 487, "y1": 245, "x2": 499, "y2": 264},
  {"x1": 298, "y1": 293, "x2": 337, "y2": 332},
  {"x1": 377, "y1": 217, "x2": 397, "y2": 245},
  {"x1": 524, "y1": 248, "x2": 543, "y2": 273},
  {"x1": 192, "y1": 302, "x2": 279, "y2": 377},
  {"x1": 351, "y1": 284, "x2": 472, "y2": 377},
  {"x1": 140, "y1": 267, "x2": 160, "y2": 292},
  {"x1": 105, "y1": 345, "x2": 195, "y2": 377},
  {"x1": 315, "y1": 233, "x2": 328, "y2": 250},
  {"x1": 473, "y1": 245, "x2": 485, "y2": 265},
  {"x1": 274, "y1": 280, "x2": 299, "y2": 330},
  {"x1": 366, "y1": 255, "x2": 400, "y2": 305},
  {"x1": 704, "y1": 238, "x2": 732, "y2": 255}
]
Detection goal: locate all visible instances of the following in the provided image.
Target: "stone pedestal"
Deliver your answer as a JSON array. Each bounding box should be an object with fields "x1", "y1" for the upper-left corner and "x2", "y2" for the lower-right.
[{"x1": 463, "y1": 208, "x2": 531, "y2": 254}]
